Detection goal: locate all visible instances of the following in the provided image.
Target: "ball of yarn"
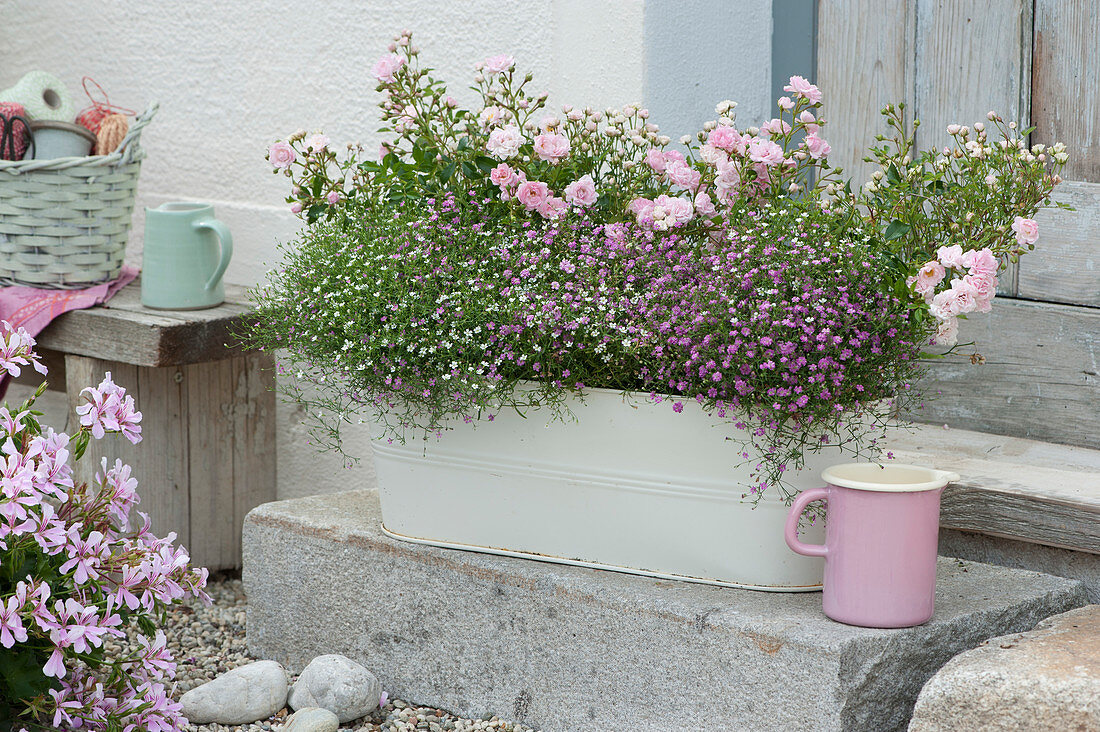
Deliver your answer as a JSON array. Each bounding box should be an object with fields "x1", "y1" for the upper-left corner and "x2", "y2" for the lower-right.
[
  {"x1": 0, "y1": 102, "x2": 30, "y2": 160},
  {"x1": 0, "y1": 71, "x2": 75, "y2": 122},
  {"x1": 77, "y1": 105, "x2": 111, "y2": 135},
  {"x1": 95, "y1": 114, "x2": 128, "y2": 155}
]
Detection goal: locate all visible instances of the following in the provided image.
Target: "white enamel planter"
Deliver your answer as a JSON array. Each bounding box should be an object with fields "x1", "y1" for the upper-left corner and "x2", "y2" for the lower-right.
[{"x1": 371, "y1": 387, "x2": 850, "y2": 591}]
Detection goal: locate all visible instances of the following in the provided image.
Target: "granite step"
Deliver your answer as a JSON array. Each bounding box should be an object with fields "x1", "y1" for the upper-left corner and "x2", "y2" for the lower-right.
[{"x1": 243, "y1": 490, "x2": 1087, "y2": 732}]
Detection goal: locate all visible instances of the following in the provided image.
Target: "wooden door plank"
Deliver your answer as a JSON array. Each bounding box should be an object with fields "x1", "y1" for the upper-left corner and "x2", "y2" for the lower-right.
[
  {"x1": 1032, "y1": 0, "x2": 1100, "y2": 182},
  {"x1": 816, "y1": 0, "x2": 914, "y2": 191},
  {"x1": 1019, "y1": 180, "x2": 1100, "y2": 307},
  {"x1": 913, "y1": 298, "x2": 1100, "y2": 449},
  {"x1": 232, "y1": 353, "x2": 278, "y2": 563},
  {"x1": 186, "y1": 358, "x2": 237, "y2": 571}
]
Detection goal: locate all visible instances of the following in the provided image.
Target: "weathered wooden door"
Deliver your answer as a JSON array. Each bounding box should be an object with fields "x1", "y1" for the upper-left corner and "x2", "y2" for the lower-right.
[{"x1": 817, "y1": 0, "x2": 1099, "y2": 449}]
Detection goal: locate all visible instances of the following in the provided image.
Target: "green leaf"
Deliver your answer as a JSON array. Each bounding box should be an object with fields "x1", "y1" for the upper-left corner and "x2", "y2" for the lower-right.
[
  {"x1": 886, "y1": 164, "x2": 901, "y2": 184},
  {"x1": 883, "y1": 220, "x2": 911, "y2": 241}
]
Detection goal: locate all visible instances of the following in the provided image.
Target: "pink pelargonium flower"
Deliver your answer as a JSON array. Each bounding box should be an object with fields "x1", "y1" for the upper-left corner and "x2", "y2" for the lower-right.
[
  {"x1": 516, "y1": 180, "x2": 551, "y2": 211},
  {"x1": 533, "y1": 132, "x2": 571, "y2": 164},
  {"x1": 0, "y1": 320, "x2": 47, "y2": 380},
  {"x1": 481, "y1": 53, "x2": 516, "y2": 75},
  {"x1": 76, "y1": 371, "x2": 143, "y2": 443},
  {"x1": 372, "y1": 53, "x2": 406, "y2": 82},
  {"x1": 804, "y1": 133, "x2": 831, "y2": 159},
  {"x1": 489, "y1": 163, "x2": 518, "y2": 189},
  {"x1": 783, "y1": 75, "x2": 823, "y2": 104},
  {"x1": 1011, "y1": 216, "x2": 1039, "y2": 246},
  {"x1": 267, "y1": 141, "x2": 295, "y2": 170},
  {"x1": 564, "y1": 175, "x2": 598, "y2": 208},
  {"x1": 0, "y1": 595, "x2": 27, "y2": 648},
  {"x1": 747, "y1": 137, "x2": 785, "y2": 166}
]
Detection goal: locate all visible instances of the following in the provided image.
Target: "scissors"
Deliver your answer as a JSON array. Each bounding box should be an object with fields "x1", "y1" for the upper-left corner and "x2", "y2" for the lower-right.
[{"x1": 0, "y1": 112, "x2": 34, "y2": 161}]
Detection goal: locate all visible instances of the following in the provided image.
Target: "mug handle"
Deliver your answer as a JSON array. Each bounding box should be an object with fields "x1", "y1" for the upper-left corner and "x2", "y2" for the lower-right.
[
  {"x1": 193, "y1": 218, "x2": 233, "y2": 291},
  {"x1": 784, "y1": 486, "x2": 829, "y2": 557}
]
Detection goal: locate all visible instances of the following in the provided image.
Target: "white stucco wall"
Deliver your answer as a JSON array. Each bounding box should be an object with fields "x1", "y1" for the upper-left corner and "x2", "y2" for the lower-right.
[{"x1": 2, "y1": 0, "x2": 770, "y2": 501}]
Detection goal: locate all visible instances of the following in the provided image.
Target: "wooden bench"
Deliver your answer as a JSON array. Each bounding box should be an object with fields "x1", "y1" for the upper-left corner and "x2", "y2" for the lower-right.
[{"x1": 18, "y1": 276, "x2": 275, "y2": 571}]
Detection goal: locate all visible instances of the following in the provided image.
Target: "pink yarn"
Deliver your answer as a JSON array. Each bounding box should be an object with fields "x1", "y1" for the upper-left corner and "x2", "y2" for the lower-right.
[{"x1": 0, "y1": 102, "x2": 29, "y2": 160}]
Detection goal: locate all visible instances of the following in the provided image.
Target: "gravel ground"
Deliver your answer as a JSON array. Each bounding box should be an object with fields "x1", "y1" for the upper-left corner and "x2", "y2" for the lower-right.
[{"x1": 166, "y1": 576, "x2": 539, "y2": 732}]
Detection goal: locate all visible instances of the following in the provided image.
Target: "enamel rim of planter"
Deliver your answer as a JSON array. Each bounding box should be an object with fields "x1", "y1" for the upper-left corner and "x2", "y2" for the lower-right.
[
  {"x1": 822, "y1": 463, "x2": 960, "y2": 492},
  {"x1": 370, "y1": 385, "x2": 867, "y2": 592}
]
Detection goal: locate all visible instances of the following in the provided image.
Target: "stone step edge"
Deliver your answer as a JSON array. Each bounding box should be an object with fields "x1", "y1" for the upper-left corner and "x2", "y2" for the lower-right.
[{"x1": 889, "y1": 424, "x2": 1100, "y2": 555}]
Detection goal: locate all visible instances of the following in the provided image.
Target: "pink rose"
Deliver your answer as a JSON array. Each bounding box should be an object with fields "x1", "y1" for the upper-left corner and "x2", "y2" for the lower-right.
[
  {"x1": 289, "y1": 202, "x2": 303, "y2": 214},
  {"x1": 482, "y1": 54, "x2": 515, "y2": 75},
  {"x1": 937, "y1": 244, "x2": 966, "y2": 270},
  {"x1": 478, "y1": 106, "x2": 509, "y2": 130},
  {"x1": 783, "y1": 75, "x2": 823, "y2": 104},
  {"x1": 933, "y1": 317, "x2": 959, "y2": 347},
  {"x1": 539, "y1": 115, "x2": 559, "y2": 133},
  {"x1": 645, "y1": 148, "x2": 667, "y2": 172},
  {"x1": 798, "y1": 110, "x2": 819, "y2": 135},
  {"x1": 747, "y1": 137, "x2": 784, "y2": 166},
  {"x1": 714, "y1": 160, "x2": 742, "y2": 201},
  {"x1": 651, "y1": 194, "x2": 693, "y2": 230},
  {"x1": 777, "y1": 96, "x2": 794, "y2": 110},
  {"x1": 707, "y1": 125, "x2": 741, "y2": 153},
  {"x1": 516, "y1": 180, "x2": 550, "y2": 211},
  {"x1": 930, "y1": 279, "x2": 979, "y2": 318},
  {"x1": 665, "y1": 160, "x2": 702, "y2": 191},
  {"x1": 306, "y1": 134, "x2": 329, "y2": 152},
  {"x1": 326, "y1": 191, "x2": 341, "y2": 205},
  {"x1": 963, "y1": 272, "x2": 997, "y2": 312},
  {"x1": 663, "y1": 150, "x2": 686, "y2": 166},
  {"x1": 490, "y1": 163, "x2": 517, "y2": 189},
  {"x1": 378, "y1": 143, "x2": 390, "y2": 160},
  {"x1": 1011, "y1": 216, "x2": 1039, "y2": 246},
  {"x1": 961, "y1": 248, "x2": 999, "y2": 277},
  {"x1": 372, "y1": 53, "x2": 406, "y2": 82},
  {"x1": 487, "y1": 125, "x2": 523, "y2": 160},
  {"x1": 804, "y1": 133, "x2": 831, "y2": 159},
  {"x1": 761, "y1": 118, "x2": 791, "y2": 136},
  {"x1": 699, "y1": 144, "x2": 728, "y2": 166},
  {"x1": 629, "y1": 197, "x2": 655, "y2": 227},
  {"x1": 912, "y1": 261, "x2": 946, "y2": 296},
  {"x1": 564, "y1": 175, "x2": 598, "y2": 208},
  {"x1": 693, "y1": 190, "x2": 716, "y2": 217},
  {"x1": 537, "y1": 195, "x2": 568, "y2": 219},
  {"x1": 268, "y1": 141, "x2": 296, "y2": 170},
  {"x1": 533, "y1": 133, "x2": 570, "y2": 164}
]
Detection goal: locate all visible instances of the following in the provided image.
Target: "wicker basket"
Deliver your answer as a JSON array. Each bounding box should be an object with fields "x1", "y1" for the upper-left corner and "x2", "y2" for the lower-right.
[{"x1": 0, "y1": 103, "x2": 157, "y2": 289}]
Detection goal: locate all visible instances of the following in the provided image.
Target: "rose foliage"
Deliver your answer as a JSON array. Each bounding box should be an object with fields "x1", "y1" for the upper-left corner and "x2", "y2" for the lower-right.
[{"x1": 248, "y1": 30, "x2": 1068, "y2": 497}]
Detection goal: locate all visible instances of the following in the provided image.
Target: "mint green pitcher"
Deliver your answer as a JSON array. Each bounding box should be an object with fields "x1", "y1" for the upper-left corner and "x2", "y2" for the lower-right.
[{"x1": 142, "y1": 202, "x2": 232, "y2": 310}]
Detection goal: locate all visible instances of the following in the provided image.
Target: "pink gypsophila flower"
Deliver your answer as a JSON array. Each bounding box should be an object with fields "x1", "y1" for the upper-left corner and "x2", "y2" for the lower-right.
[
  {"x1": 533, "y1": 132, "x2": 570, "y2": 164},
  {"x1": 481, "y1": 54, "x2": 515, "y2": 75},
  {"x1": 516, "y1": 181, "x2": 551, "y2": 211},
  {"x1": 783, "y1": 75, "x2": 823, "y2": 104},
  {"x1": 267, "y1": 142, "x2": 295, "y2": 170},
  {"x1": 1012, "y1": 216, "x2": 1039, "y2": 246},
  {"x1": 372, "y1": 53, "x2": 406, "y2": 82},
  {"x1": 564, "y1": 175, "x2": 598, "y2": 208}
]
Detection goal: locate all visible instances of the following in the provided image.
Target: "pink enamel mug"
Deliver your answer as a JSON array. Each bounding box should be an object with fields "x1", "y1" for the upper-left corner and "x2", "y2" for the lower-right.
[{"x1": 784, "y1": 463, "x2": 960, "y2": 628}]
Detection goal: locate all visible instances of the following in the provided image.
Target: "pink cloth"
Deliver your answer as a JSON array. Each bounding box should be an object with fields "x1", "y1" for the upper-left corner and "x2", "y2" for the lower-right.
[{"x1": 0, "y1": 265, "x2": 139, "y2": 399}]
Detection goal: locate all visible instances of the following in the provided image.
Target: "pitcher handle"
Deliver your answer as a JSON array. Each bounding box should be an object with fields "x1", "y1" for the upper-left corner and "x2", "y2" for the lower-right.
[
  {"x1": 193, "y1": 218, "x2": 233, "y2": 291},
  {"x1": 784, "y1": 486, "x2": 829, "y2": 558}
]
